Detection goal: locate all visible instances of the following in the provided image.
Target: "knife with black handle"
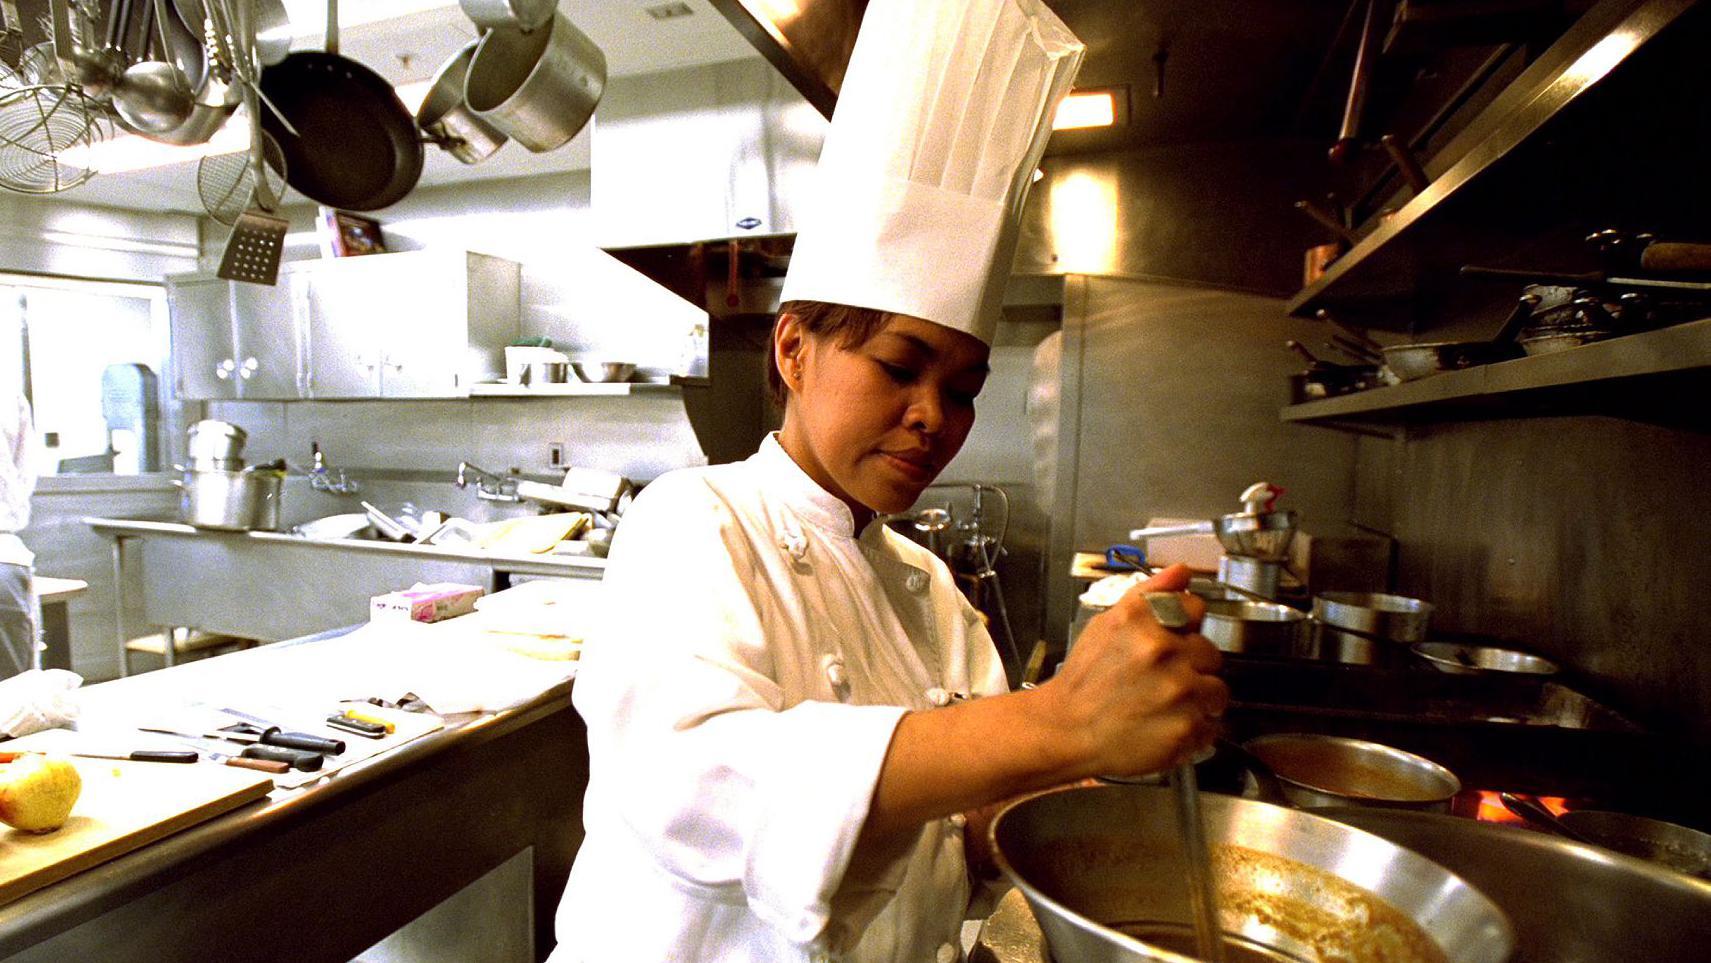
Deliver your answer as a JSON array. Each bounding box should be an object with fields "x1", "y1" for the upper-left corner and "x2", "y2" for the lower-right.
[{"x1": 73, "y1": 750, "x2": 199, "y2": 764}]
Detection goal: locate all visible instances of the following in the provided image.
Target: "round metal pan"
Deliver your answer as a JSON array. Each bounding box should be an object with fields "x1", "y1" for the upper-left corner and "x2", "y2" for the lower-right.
[
  {"x1": 258, "y1": 50, "x2": 423, "y2": 210},
  {"x1": 990, "y1": 783, "x2": 1512, "y2": 963},
  {"x1": 1556, "y1": 810, "x2": 1711, "y2": 880},
  {"x1": 1326, "y1": 808, "x2": 1711, "y2": 962}
]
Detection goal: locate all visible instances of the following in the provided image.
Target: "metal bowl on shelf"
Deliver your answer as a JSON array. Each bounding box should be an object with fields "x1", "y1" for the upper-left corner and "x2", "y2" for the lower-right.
[
  {"x1": 1381, "y1": 340, "x2": 1519, "y2": 382},
  {"x1": 1411, "y1": 641, "x2": 1560, "y2": 676},
  {"x1": 572, "y1": 361, "x2": 637, "y2": 383}
]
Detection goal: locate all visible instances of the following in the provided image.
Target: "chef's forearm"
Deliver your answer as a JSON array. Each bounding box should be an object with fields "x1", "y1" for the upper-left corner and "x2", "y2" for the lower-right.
[{"x1": 862, "y1": 686, "x2": 1082, "y2": 841}]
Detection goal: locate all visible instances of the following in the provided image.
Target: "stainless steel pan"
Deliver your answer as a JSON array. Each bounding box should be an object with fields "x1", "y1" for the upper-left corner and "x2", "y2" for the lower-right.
[
  {"x1": 1327, "y1": 808, "x2": 1711, "y2": 962},
  {"x1": 990, "y1": 783, "x2": 1513, "y2": 963}
]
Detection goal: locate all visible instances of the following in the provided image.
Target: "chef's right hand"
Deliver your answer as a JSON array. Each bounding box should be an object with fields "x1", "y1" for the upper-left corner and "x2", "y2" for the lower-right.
[{"x1": 1040, "y1": 564, "x2": 1228, "y2": 778}]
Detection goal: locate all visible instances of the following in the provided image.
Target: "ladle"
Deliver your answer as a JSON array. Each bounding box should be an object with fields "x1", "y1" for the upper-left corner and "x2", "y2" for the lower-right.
[
  {"x1": 112, "y1": 0, "x2": 193, "y2": 133},
  {"x1": 1145, "y1": 592, "x2": 1227, "y2": 963},
  {"x1": 49, "y1": 0, "x2": 123, "y2": 95}
]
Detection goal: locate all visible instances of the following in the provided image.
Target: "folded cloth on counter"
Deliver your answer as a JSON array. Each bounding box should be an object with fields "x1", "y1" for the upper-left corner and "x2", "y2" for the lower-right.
[
  {"x1": 0, "y1": 668, "x2": 82, "y2": 738},
  {"x1": 471, "y1": 513, "x2": 591, "y2": 555}
]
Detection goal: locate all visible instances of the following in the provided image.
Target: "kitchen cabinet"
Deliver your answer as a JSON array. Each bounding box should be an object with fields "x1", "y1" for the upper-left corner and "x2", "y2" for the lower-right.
[
  {"x1": 301, "y1": 250, "x2": 520, "y2": 399},
  {"x1": 167, "y1": 251, "x2": 520, "y2": 401},
  {"x1": 166, "y1": 275, "x2": 303, "y2": 401}
]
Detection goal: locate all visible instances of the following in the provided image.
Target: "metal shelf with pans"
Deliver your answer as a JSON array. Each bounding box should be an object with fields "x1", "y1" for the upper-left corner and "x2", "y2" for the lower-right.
[
  {"x1": 468, "y1": 381, "x2": 683, "y2": 397},
  {"x1": 1280, "y1": 315, "x2": 1711, "y2": 429},
  {"x1": 1286, "y1": 0, "x2": 1704, "y2": 326}
]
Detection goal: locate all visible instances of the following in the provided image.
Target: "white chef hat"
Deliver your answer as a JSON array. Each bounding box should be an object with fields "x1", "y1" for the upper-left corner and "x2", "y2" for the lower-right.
[{"x1": 779, "y1": 0, "x2": 1084, "y2": 346}]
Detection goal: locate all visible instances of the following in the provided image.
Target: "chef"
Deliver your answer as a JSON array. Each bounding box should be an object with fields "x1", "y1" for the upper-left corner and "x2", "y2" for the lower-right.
[{"x1": 549, "y1": 1, "x2": 1227, "y2": 960}]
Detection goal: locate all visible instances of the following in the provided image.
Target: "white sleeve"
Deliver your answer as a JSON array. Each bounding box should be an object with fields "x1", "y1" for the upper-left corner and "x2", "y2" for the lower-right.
[{"x1": 574, "y1": 475, "x2": 910, "y2": 950}]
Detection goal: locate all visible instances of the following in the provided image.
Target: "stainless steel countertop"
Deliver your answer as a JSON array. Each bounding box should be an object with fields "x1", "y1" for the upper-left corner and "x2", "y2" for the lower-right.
[
  {"x1": 83, "y1": 515, "x2": 608, "y2": 579},
  {"x1": 0, "y1": 624, "x2": 578, "y2": 955}
]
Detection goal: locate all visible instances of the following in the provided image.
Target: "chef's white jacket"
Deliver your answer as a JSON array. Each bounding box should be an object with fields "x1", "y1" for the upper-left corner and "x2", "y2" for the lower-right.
[{"x1": 550, "y1": 435, "x2": 1009, "y2": 962}]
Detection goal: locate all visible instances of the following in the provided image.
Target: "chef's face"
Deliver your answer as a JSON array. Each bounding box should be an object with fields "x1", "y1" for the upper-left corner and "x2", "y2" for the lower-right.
[{"x1": 777, "y1": 312, "x2": 990, "y2": 517}]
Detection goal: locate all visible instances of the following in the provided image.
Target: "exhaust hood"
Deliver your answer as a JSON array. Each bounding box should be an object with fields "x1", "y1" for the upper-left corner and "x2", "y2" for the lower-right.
[{"x1": 591, "y1": 57, "x2": 827, "y2": 250}]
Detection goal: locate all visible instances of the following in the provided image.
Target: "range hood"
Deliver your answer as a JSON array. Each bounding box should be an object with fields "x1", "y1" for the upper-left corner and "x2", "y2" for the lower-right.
[{"x1": 590, "y1": 58, "x2": 827, "y2": 251}]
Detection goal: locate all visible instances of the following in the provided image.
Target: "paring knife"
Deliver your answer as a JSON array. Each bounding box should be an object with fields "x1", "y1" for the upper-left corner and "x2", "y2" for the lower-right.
[{"x1": 72, "y1": 749, "x2": 199, "y2": 764}]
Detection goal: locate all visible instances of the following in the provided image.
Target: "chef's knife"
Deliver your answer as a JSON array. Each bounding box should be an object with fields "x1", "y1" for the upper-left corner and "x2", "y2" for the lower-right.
[
  {"x1": 219, "y1": 708, "x2": 346, "y2": 755},
  {"x1": 139, "y1": 728, "x2": 324, "y2": 772},
  {"x1": 72, "y1": 749, "x2": 199, "y2": 764}
]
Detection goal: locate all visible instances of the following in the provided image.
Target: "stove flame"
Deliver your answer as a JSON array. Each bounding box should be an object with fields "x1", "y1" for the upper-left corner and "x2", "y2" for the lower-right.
[{"x1": 1472, "y1": 790, "x2": 1570, "y2": 824}]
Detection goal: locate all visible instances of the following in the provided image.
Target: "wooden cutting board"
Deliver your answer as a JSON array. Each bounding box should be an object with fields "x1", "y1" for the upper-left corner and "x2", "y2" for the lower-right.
[{"x1": 0, "y1": 734, "x2": 274, "y2": 908}]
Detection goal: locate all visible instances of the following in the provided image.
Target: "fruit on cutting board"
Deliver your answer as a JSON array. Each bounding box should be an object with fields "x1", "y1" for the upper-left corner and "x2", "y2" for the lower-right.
[{"x1": 0, "y1": 753, "x2": 83, "y2": 833}]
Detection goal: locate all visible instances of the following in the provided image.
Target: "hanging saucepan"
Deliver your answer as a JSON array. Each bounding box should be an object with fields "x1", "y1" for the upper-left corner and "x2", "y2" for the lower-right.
[
  {"x1": 989, "y1": 783, "x2": 1513, "y2": 963},
  {"x1": 417, "y1": 39, "x2": 506, "y2": 164},
  {"x1": 257, "y1": 0, "x2": 422, "y2": 210},
  {"x1": 465, "y1": 11, "x2": 605, "y2": 153}
]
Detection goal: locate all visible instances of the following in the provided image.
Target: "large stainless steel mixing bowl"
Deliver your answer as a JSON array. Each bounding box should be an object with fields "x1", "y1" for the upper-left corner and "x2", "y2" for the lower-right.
[{"x1": 991, "y1": 783, "x2": 1512, "y2": 963}]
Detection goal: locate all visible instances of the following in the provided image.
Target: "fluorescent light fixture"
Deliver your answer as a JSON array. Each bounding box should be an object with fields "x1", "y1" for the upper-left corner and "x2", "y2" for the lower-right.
[{"x1": 1052, "y1": 88, "x2": 1123, "y2": 131}]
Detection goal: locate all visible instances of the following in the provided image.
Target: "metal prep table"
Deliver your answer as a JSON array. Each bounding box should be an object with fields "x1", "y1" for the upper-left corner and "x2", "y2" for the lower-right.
[{"x1": 0, "y1": 625, "x2": 588, "y2": 962}]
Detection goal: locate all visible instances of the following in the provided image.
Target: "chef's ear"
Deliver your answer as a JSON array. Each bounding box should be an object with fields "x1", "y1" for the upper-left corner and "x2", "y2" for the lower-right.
[{"x1": 774, "y1": 311, "x2": 808, "y2": 393}]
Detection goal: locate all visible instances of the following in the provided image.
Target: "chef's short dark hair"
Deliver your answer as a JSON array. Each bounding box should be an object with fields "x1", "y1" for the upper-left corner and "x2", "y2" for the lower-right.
[{"x1": 767, "y1": 300, "x2": 892, "y2": 408}]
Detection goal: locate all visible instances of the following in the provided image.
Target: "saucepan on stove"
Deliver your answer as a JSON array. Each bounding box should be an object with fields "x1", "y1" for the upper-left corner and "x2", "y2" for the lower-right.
[
  {"x1": 1499, "y1": 793, "x2": 1711, "y2": 881},
  {"x1": 990, "y1": 783, "x2": 1513, "y2": 963},
  {"x1": 1239, "y1": 733, "x2": 1461, "y2": 812},
  {"x1": 1326, "y1": 807, "x2": 1711, "y2": 962}
]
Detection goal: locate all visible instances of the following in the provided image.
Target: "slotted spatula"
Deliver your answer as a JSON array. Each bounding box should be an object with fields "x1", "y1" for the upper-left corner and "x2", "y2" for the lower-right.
[{"x1": 214, "y1": 0, "x2": 286, "y2": 285}]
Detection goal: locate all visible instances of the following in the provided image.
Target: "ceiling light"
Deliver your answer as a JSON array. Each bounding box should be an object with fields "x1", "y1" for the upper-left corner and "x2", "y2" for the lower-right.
[{"x1": 1052, "y1": 87, "x2": 1126, "y2": 131}]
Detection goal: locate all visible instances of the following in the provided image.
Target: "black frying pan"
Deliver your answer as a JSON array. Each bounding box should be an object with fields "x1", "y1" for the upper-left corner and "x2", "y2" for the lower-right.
[{"x1": 256, "y1": 0, "x2": 422, "y2": 211}]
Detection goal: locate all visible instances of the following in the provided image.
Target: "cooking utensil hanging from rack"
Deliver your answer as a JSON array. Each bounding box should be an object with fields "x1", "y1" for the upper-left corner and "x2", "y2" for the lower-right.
[
  {"x1": 212, "y1": 0, "x2": 287, "y2": 285},
  {"x1": 0, "y1": 0, "x2": 107, "y2": 194},
  {"x1": 257, "y1": 0, "x2": 423, "y2": 210}
]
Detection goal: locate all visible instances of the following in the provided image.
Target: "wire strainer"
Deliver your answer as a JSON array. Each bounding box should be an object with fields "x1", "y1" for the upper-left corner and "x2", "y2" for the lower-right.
[
  {"x1": 196, "y1": 129, "x2": 286, "y2": 226},
  {"x1": 0, "y1": 82, "x2": 105, "y2": 193}
]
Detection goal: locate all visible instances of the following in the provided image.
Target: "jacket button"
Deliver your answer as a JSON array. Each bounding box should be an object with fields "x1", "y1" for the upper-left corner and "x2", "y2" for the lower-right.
[
  {"x1": 821, "y1": 654, "x2": 848, "y2": 689},
  {"x1": 926, "y1": 687, "x2": 952, "y2": 707},
  {"x1": 936, "y1": 942, "x2": 958, "y2": 963},
  {"x1": 905, "y1": 570, "x2": 928, "y2": 593}
]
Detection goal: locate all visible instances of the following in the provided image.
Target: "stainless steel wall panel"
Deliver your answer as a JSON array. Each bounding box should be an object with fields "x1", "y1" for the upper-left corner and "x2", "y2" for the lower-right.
[{"x1": 1388, "y1": 416, "x2": 1711, "y2": 739}]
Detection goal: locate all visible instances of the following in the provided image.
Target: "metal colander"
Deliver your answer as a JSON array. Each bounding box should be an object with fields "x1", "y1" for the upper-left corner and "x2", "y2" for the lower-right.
[
  {"x1": 1213, "y1": 509, "x2": 1298, "y2": 562},
  {"x1": 196, "y1": 130, "x2": 286, "y2": 226},
  {"x1": 0, "y1": 82, "x2": 105, "y2": 194}
]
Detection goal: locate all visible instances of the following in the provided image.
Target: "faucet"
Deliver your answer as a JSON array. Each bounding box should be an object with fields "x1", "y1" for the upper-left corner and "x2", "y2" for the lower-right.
[
  {"x1": 308, "y1": 442, "x2": 361, "y2": 495},
  {"x1": 455, "y1": 461, "x2": 520, "y2": 502}
]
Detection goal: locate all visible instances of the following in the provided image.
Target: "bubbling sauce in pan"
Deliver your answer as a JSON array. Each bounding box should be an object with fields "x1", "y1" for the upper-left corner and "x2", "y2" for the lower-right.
[{"x1": 1103, "y1": 845, "x2": 1449, "y2": 963}]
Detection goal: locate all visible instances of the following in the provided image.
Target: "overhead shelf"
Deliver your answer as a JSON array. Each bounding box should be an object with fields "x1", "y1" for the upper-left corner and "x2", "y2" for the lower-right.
[
  {"x1": 1281, "y1": 316, "x2": 1711, "y2": 427},
  {"x1": 1287, "y1": 0, "x2": 1704, "y2": 326}
]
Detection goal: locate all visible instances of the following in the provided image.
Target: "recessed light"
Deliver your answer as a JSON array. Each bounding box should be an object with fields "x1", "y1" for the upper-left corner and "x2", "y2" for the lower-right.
[
  {"x1": 644, "y1": 2, "x2": 695, "y2": 19},
  {"x1": 1052, "y1": 87, "x2": 1129, "y2": 131}
]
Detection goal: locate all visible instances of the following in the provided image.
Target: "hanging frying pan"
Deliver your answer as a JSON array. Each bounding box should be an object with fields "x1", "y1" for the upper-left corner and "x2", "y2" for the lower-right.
[{"x1": 256, "y1": 0, "x2": 421, "y2": 210}]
